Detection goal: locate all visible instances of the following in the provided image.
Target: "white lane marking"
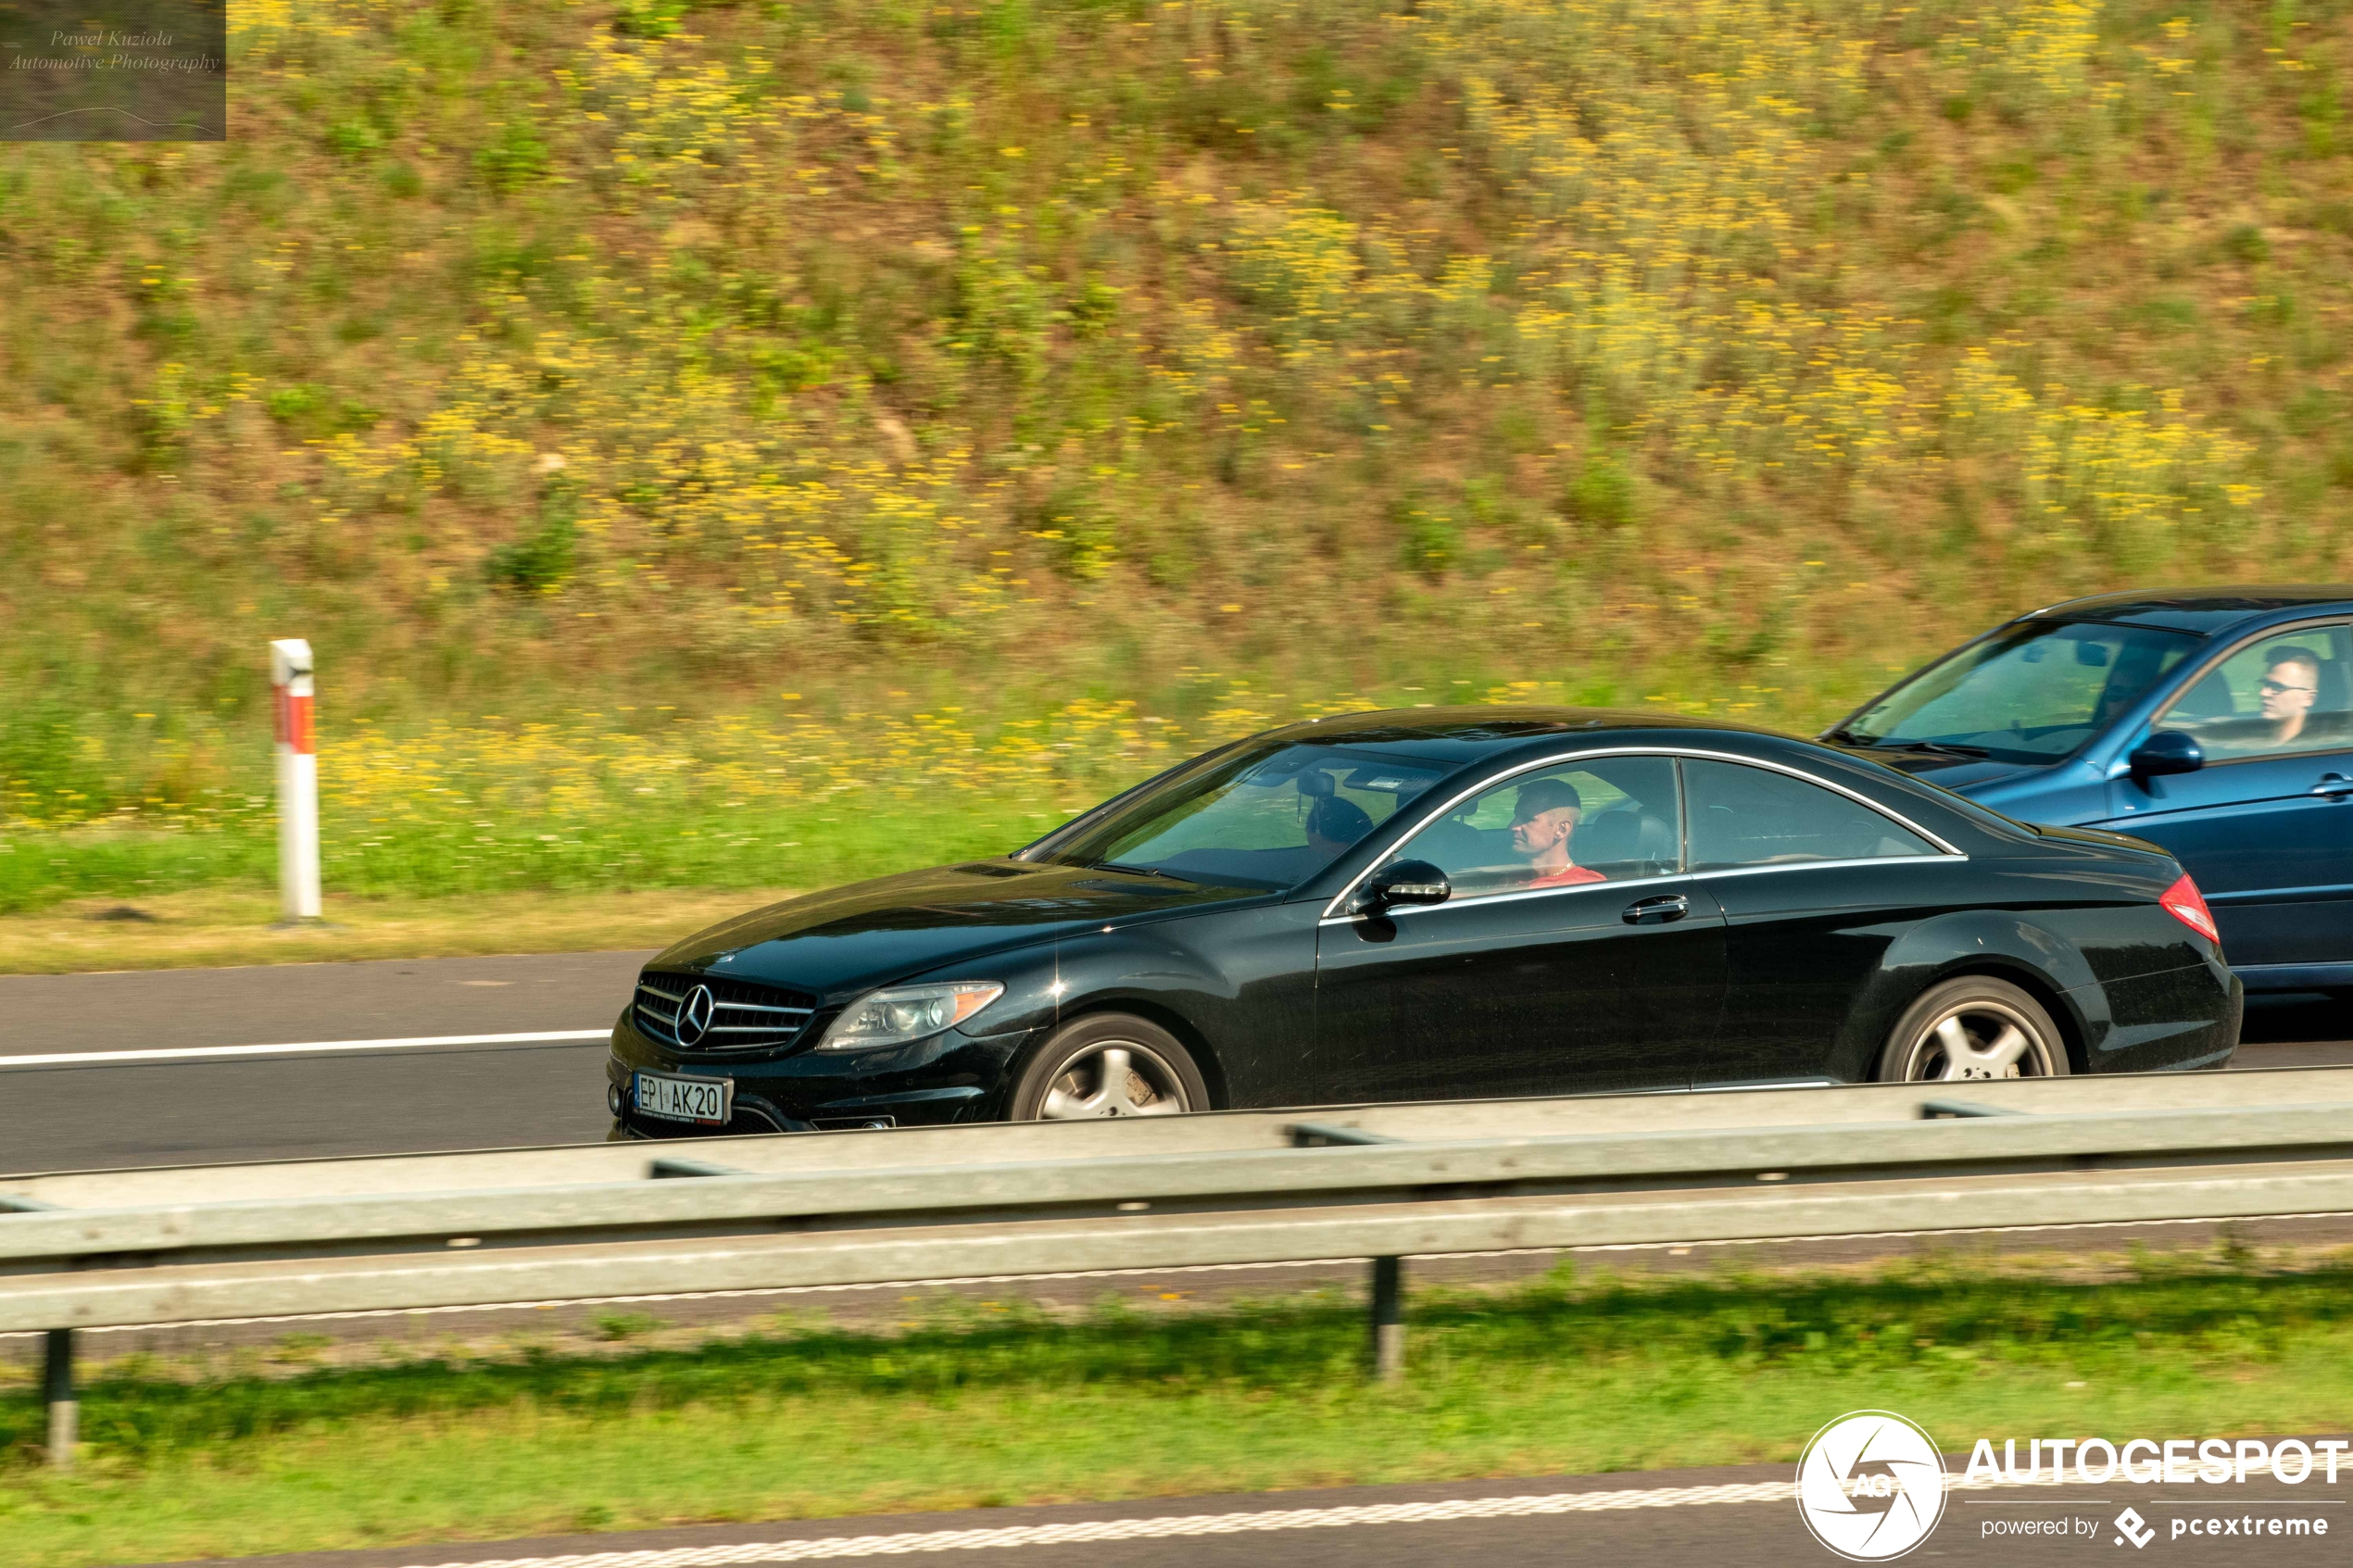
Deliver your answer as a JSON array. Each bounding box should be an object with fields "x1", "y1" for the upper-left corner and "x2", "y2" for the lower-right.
[
  {"x1": 375, "y1": 1461, "x2": 2294, "y2": 1567},
  {"x1": 0, "y1": 1030, "x2": 610, "y2": 1069},
  {"x1": 386, "y1": 1485, "x2": 1798, "y2": 1566}
]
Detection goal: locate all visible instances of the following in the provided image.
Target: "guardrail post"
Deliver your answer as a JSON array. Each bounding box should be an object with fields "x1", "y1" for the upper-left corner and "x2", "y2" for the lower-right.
[
  {"x1": 44, "y1": 1327, "x2": 76, "y2": 1471},
  {"x1": 1370, "y1": 1256, "x2": 1403, "y2": 1382}
]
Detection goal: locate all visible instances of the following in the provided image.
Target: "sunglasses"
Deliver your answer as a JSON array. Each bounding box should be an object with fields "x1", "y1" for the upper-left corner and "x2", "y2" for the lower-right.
[{"x1": 2259, "y1": 679, "x2": 2317, "y2": 697}]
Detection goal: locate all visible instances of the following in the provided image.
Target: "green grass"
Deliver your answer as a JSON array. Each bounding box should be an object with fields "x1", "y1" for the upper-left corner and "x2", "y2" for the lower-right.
[
  {"x1": 4, "y1": 1252, "x2": 2352, "y2": 1566},
  {"x1": 0, "y1": 798, "x2": 1039, "y2": 915}
]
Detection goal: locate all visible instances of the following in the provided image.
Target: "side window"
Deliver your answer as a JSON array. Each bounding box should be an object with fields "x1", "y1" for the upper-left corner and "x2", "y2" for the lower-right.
[
  {"x1": 1683, "y1": 759, "x2": 1936, "y2": 872},
  {"x1": 1394, "y1": 755, "x2": 1680, "y2": 898},
  {"x1": 2155, "y1": 624, "x2": 2353, "y2": 760}
]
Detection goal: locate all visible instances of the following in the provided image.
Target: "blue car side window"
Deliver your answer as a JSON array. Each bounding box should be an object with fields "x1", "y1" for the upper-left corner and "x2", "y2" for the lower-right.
[{"x1": 2155, "y1": 625, "x2": 2353, "y2": 761}]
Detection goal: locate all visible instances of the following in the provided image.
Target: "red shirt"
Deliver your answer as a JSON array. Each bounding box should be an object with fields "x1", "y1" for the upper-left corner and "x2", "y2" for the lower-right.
[{"x1": 1525, "y1": 864, "x2": 1604, "y2": 888}]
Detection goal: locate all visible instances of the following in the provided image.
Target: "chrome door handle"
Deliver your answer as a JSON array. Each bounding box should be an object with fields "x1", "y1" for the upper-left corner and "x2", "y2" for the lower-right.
[
  {"x1": 2315, "y1": 773, "x2": 2353, "y2": 798},
  {"x1": 1623, "y1": 894, "x2": 1690, "y2": 925}
]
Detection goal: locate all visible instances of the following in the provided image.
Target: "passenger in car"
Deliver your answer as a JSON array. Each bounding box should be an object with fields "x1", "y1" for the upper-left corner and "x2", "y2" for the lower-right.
[{"x1": 1509, "y1": 778, "x2": 1605, "y2": 887}]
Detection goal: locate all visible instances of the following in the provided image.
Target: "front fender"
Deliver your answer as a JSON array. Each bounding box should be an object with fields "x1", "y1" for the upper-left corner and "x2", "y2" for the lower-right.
[{"x1": 1048, "y1": 903, "x2": 1322, "y2": 1108}]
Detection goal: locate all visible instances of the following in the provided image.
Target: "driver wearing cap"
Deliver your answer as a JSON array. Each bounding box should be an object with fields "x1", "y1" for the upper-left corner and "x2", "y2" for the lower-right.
[{"x1": 1510, "y1": 778, "x2": 1604, "y2": 887}]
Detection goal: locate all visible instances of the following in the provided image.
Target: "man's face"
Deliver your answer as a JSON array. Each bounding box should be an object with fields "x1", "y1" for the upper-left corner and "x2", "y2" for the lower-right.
[
  {"x1": 2259, "y1": 660, "x2": 2319, "y2": 725},
  {"x1": 1510, "y1": 805, "x2": 1579, "y2": 857}
]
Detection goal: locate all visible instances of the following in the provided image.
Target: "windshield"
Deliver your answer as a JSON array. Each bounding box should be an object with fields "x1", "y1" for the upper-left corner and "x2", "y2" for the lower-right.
[
  {"x1": 1840, "y1": 621, "x2": 2200, "y2": 763},
  {"x1": 1035, "y1": 742, "x2": 1452, "y2": 890}
]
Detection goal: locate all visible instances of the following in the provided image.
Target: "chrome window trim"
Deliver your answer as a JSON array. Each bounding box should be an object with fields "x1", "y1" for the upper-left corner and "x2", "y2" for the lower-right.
[
  {"x1": 1320, "y1": 745, "x2": 1965, "y2": 921},
  {"x1": 1686, "y1": 853, "x2": 1961, "y2": 881}
]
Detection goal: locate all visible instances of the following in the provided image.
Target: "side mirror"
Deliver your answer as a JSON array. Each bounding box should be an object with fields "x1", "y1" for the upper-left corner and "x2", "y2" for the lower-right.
[
  {"x1": 2129, "y1": 731, "x2": 2205, "y2": 780},
  {"x1": 1356, "y1": 859, "x2": 1450, "y2": 914}
]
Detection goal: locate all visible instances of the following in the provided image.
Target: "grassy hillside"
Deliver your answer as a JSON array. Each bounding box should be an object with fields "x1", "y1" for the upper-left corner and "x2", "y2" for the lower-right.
[{"x1": 5, "y1": 0, "x2": 2352, "y2": 910}]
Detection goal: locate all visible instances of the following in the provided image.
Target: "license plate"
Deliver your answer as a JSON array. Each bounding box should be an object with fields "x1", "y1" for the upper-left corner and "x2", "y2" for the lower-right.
[{"x1": 634, "y1": 1071, "x2": 733, "y2": 1125}]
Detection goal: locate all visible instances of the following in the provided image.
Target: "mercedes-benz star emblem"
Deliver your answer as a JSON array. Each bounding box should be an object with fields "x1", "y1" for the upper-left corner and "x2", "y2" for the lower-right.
[{"x1": 675, "y1": 984, "x2": 717, "y2": 1047}]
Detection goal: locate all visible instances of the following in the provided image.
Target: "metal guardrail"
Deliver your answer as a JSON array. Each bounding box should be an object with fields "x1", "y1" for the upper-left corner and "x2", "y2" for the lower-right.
[{"x1": 8, "y1": 1065, "x2": 2353, "y2": 1470}]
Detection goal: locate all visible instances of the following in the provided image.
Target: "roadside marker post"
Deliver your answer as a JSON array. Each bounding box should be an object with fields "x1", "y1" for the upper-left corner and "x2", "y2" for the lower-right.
[{"x1": 270, "y1": 638, "x2": 321, "y2": 922}]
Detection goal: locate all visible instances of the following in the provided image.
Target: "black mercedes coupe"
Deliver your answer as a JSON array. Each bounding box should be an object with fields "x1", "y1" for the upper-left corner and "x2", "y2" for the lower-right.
[{"x1": 607, "y1": 709, "x2": 2241, "y2": 1135}]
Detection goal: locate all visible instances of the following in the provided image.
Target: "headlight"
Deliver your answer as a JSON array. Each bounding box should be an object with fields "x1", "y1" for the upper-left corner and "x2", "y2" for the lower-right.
[{"x1": 816, "y1": 981, "x2": 1004, "y2": 1051}]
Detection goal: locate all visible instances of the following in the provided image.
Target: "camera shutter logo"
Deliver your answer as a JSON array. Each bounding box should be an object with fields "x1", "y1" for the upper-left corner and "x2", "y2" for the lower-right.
[
  {"x1": 675, "y1": 985, "x2": 717, "y2": 1047},
  {"x1": 1796, "y1": 1411, "x2": 1948, "y2": 1561}
]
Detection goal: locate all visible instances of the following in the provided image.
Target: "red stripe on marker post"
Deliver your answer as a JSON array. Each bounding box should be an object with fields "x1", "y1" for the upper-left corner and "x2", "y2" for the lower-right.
[
  {"x1": 271, "y1": 684, "x2": 315, "y2": 755},
  {"x1": 269, "y1": 639, "x2": 321, "y2": 922}
]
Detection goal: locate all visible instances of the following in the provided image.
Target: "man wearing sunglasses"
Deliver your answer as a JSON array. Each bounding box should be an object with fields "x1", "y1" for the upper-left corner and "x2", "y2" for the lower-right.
[{"x1": 2256, "y1": 646, "x2": 2322, "y2": 749}]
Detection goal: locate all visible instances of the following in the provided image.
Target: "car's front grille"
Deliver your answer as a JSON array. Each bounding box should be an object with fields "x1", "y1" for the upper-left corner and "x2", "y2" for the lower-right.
[{"x1": 635, "y1": 972, "x2": 819, "y2": 1053}]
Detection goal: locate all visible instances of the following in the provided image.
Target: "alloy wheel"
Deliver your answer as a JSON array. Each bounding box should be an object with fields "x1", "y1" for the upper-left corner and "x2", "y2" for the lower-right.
[
  {"x1": 1904, "y1": 999, "x2": 2058, "y2": 1081},
  {"x1": 1038, "y1": 1040, "x2": 1192, "y2": 1118}
]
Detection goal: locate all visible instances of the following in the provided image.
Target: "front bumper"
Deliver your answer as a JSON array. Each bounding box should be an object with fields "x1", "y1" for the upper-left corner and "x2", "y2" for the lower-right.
[{"x1": 605, "y1": 1006, "x2": 1040, "y2": 1137}]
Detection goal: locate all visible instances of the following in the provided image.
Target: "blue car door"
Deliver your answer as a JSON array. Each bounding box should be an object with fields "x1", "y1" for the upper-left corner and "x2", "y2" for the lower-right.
[{"x1": 2095, "y1": 621, "x2": 2353, "y2": 981}]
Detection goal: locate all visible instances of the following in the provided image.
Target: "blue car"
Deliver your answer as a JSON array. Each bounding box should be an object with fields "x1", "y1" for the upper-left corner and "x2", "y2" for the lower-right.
[{"x1": 1825, "y1": 586, "x2": 2353, "y2": 1001}]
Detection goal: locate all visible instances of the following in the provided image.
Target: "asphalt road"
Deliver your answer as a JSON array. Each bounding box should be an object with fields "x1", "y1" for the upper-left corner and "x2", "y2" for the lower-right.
[
  {"x1": 0, "y1": 950, "x2": 648, "y2": 1173},
  {"x1": 0, "y1": 953, "x2": 2343, "y2": 1175},
  {"x1": 134, "y1": 1458, "x2": 2353, "y2": 1568}
]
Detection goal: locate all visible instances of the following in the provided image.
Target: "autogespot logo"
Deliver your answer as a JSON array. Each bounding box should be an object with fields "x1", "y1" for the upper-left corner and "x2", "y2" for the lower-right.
[{"x1": 1797, "y1": 1411, "x2": 1949, "y2": 1561}]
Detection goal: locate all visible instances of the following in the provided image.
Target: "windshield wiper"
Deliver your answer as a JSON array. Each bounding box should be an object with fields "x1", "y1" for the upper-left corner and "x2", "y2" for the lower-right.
[
  {"x1": 1888, "y1": 740, "x2": 1993, "y2": 759},
  {"x1": 1082, "y1": 859, "x2": 1200, "y2": 884},
  {"x1": 1827, "y1": 726, "x2": 1989, "y2": 758}
]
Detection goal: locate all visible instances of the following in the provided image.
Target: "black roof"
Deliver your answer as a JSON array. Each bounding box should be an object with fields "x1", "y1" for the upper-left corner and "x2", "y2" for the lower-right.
[
  {"x1": 1274, "y1": 706, "x2": 1780, "y2": 763},
  {"x1": 2028, "y1": 585, "x2": 2353, "y2": 633}
]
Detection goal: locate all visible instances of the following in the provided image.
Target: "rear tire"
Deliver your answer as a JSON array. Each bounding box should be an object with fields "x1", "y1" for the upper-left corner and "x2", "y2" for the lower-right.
[
  {"x1": 1008, "y1": 1013, "x2": 1210, "y2": 1120},
  {"x1": 1874, "y1": 976, "x2": 2070, "y2": 1083}
]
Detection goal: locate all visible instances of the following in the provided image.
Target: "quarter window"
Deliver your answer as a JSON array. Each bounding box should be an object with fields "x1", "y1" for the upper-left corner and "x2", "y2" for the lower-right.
[
  {"x1": 1682, "y1": 759, "x2": 1936, "y2": 871},
  {"x1": 2152, "y1": 624, "x2": 2353, "y2": 761},
  {"x1": 1390, "y1": 754, "x2": 1681, "y2": 899}
]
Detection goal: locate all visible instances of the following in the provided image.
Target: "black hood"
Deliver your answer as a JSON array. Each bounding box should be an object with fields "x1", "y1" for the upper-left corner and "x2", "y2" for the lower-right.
[{"x1": 651, "y1": 860, "x2": 1266, "y2": 1000}]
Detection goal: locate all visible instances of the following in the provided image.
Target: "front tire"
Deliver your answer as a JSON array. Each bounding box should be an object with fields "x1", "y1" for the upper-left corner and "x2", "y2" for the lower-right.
[
  {"x1": 1874, "y1": 976, "x2": 2070, "y2": 1083},
  {"x1": 1008, "y1": 1013, "x2": 1209, "y2": 1120}
]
